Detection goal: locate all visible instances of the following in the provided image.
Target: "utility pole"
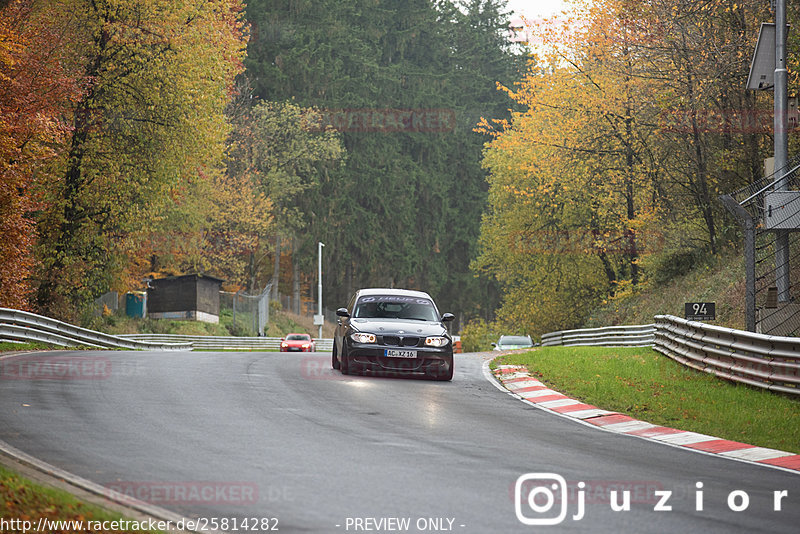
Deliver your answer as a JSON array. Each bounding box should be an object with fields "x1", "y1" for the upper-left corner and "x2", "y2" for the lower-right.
[{"x1": 775, "y1": 0, "x2": 790, "y2": 301}]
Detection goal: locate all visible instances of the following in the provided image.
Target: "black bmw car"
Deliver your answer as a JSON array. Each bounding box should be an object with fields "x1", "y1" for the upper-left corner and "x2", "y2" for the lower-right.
[{"x1": 332, "y1": 288, "x2": 455, "y2": 381}]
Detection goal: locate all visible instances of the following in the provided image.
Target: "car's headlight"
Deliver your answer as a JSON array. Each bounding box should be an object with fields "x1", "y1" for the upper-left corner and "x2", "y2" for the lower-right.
[
  {"x1": 350, "y1": 333, "x2": 376, "y2": 343},
  {"x1": 302, "y1": 343, "x2": 311, "y2": 348},
  {"x1": 425, "y1": 336, "x2": 449, "y2": 347}
]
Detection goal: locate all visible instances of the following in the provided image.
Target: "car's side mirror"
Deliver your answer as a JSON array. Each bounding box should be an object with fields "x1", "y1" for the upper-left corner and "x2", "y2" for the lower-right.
[
  {"x1": 336, "y1": 307, "x2": 350, "y2": 317},
  {"x1": 491, "y1": 342, "x2": 497, "y2": 347},
  {"x1": 441, "y1": 313, "x2": 455, "y2": 322}
]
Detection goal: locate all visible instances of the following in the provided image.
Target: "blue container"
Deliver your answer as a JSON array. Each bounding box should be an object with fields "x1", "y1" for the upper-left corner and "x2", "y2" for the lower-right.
[{"x1": 125, "y1": 292, "x2": 147, "y2": 318}]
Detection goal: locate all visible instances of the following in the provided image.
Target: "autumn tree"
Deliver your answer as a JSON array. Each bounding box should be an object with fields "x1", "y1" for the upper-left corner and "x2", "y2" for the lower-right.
[
  {"x1": 34, "y1": 0, "x2": 247, "y2": 320},
  {"x1": 646, "y1": 0, "x2": 771, "y2": 255},
  {"x1": 218, "y1": 98, "x2": 343, "y2": 295},
  {"x1": 473, "y1": 0, "x2": 774, "y2": 335},
  {"x1": 0, "y1": 0, "x2": 85, "y2": 310}
]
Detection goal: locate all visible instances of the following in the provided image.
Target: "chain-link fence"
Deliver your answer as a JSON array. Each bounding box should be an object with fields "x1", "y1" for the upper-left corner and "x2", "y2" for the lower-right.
[
  {"x1": 754, "y1": 226, "x2": 800, "y2": 335},
  {"x1": 277, "y1": 293, "x2": 338, "y2": 324},
  {"x1": 92, "y1": 281, "x2": 347, "y2": 337},
  {"x1": 723, "y1": 153, "x2": 800, "y2": 336},
  {"x1": 219, "y1": 284, "x2": 272, "y2": 336},
  {"x1": 93, "y1": 291, "x2": 119, "y2": 316}
]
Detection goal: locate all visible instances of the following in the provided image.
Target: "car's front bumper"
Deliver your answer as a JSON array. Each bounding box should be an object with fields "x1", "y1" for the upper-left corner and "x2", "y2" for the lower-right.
[{"x1": 346, "y1": 342, "x2": 452, "y2": 375}]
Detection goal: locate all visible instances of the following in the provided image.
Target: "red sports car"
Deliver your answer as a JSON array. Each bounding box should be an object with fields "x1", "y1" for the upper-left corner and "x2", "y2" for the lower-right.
[{"x1": 280, "y1": 333, "x2": 316, "y2": 352}]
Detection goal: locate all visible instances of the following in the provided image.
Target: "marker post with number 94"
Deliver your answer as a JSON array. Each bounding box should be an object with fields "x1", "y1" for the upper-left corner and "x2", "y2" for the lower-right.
[{"x1": 684, "y1": 302, "x2": 716, "y2": 321}]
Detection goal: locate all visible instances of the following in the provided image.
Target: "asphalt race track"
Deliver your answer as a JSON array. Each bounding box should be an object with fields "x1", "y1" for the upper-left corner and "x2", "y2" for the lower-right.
[{"x1": 1, "y1": 350, "x2": 798, "y2": 533}]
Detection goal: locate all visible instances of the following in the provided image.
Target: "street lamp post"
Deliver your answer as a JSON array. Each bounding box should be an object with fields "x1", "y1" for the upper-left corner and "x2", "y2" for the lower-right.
[{"x1": 316, "y1": 242, "x2": 325, "y2": 339}]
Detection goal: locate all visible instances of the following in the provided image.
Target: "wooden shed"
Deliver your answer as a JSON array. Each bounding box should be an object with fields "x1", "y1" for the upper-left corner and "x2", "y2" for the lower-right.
[{"x1": 146, "y1": 274, "x2": 223, "y2": 323}]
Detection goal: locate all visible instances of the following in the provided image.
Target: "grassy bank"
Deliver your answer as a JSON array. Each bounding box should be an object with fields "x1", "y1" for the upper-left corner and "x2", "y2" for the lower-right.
[
  {"x1": 90, "y1": 308, "x2": 333, "y2": 339},
  {"x1": 585, "y1": 247, "x2": 745, "y2": 329},
  {"x1": 493, "y1": 346, "x2": 800, "y2": 454},
  {"x1": 0, "y1": 464, "x2": 160, "y2": 534},
  {"x1": 0, "y1": 342, "x2": 61, "y2": 352}
]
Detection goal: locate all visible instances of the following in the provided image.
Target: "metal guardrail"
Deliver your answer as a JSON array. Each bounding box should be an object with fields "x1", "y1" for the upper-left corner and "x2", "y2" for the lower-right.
[
  {"x1": 541, "y1": 324, "x2": 656, "y2": 347},
  {"x1": 540, "y1": 316, "x2": 800, "y2": 396},
  {"x1": 0, "y1": 309, "x2": 191, "y2": 351},
  {"x1": 653, "y1": 315, "x2": 800, "y2": 396},
  {"x1": 0, "y1": 308, "x2": 333, "y2": 352},
  {"x1": 118, "y1": 334, "x2": 334, "y2": 352}
]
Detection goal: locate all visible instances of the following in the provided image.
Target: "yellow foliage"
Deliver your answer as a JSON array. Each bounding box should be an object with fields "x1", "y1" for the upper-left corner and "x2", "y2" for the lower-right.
[{"x1": 474, "y1": 0, "x2": 768, "y2": 334}]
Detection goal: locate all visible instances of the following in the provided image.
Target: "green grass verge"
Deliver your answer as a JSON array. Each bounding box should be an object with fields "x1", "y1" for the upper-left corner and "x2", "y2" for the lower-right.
[
  {"x1": 90, "y1": 308, "x2": 326, "y2": 339},
  {"x1": 93, "y1": 314, "x2": 232, "y2": 337},
  {"x1": 492, "y1": 346, "x2": 800, "y2": 454},
  {"x1": 0, "y1": 342, "x2": 62, "y2": 352},
  {"x1": 0, "y1": 342, "x2": 108, "y2": 353},
  {"x1": 0, "y1": 464, "x2": 162, "y2": 533},
  {"x1": 263, "y1": 311, "x2": 312, "y2": 338}
]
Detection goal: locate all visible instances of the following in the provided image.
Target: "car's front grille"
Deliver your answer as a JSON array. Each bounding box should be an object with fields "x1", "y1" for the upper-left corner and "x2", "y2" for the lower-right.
[{"x1": 381, "y1": 336, "x2": 420, "y2": 347}]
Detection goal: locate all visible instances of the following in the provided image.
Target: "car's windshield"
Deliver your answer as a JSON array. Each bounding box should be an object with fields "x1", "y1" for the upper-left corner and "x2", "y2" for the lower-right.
[
  {"x1": 500, "y1": 336, "x2": 532, "y2": 345},
  {"x1": 353, "y1": 296, "x2": 438, "y2": 321},
  {"x1": 287, "y1": 334, "x2": 310, "y2": 341}
]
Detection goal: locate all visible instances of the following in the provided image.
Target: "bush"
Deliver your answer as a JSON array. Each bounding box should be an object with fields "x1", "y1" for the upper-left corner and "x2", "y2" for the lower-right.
[
  {"x1": 269, "y1": 299, "x2": 282, "y2": 315},
  {"x1": 461, "y1": 318, "x2": 498, "y2": 352},
  {"x1": 647, "y1": 248, "x2": 708, "y2": 286}
]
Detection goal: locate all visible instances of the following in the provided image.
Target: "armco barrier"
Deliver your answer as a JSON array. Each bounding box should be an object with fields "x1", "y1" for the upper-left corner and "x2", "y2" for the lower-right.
[
  {"x1": 539, "y1": 316, "x2": 800, "y2": 396},
  {"x1": 0, "y1": 308, "x2": 191, "y2": 351},
  {"x1": 118, "y1": 334, "x2": 333, "y2": 352},
  {"x1": 541, "y1": 324, "x2": 655, "y2": 347},
  {"x1": 0, "y1": 308, "x2": 333, "y2": 352},
  {"x1": 653, "y1": 314, "x2": 800, "y2": 396}
]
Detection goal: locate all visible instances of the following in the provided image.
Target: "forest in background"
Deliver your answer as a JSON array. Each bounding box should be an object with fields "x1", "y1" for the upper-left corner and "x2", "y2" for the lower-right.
[
  {"x1": 243, "y1": 0, "x2": 523, "y2": 321},
  {"x1": 1, "y1": 0, "x2": 799, "y2": 334},
  {"x1": 0, "y1": 0, "x2": 520, "y2": 325}
]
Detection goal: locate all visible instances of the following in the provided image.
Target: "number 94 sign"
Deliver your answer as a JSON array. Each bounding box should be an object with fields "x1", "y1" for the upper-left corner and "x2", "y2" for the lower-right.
[{"x1": 685, "y1": 302, "x2": 716, "y2": 321}]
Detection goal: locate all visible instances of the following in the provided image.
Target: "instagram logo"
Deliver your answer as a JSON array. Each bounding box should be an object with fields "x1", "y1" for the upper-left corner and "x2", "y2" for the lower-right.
[
  {"x1": 515, "y1": 473, "x2": 582, "y2": 526},
  {"x1": 513, "y1": 473, "x2": 790, "y2": 524}
]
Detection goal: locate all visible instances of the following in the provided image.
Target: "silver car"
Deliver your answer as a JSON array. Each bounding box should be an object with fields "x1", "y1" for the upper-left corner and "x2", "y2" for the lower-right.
[{"x1": 492, "y1": 335, "x2": 534, "y2": 351}]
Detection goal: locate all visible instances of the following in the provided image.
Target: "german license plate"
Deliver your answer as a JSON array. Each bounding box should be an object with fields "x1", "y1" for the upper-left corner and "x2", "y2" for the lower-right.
[{"x1": 384, "y1": 349, "x2": 417, "y2": 359}]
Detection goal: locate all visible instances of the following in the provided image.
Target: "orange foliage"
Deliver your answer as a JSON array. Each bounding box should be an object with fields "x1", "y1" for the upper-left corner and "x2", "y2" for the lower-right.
[{"x1": 0, "y1": 1, "x2": 86, "y2": 309}]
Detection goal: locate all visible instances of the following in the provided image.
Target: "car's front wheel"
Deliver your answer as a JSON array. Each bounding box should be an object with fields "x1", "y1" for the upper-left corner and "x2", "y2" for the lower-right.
[
  {"x1": 340, "y1": 344, "x2": 351, "y2": 375},
  {"x1": 331, "y1": 342, "x2": 340, "y2": 370},
  {"x1": 435, "y1": 358, "x2": 454, "y2": 381}
]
